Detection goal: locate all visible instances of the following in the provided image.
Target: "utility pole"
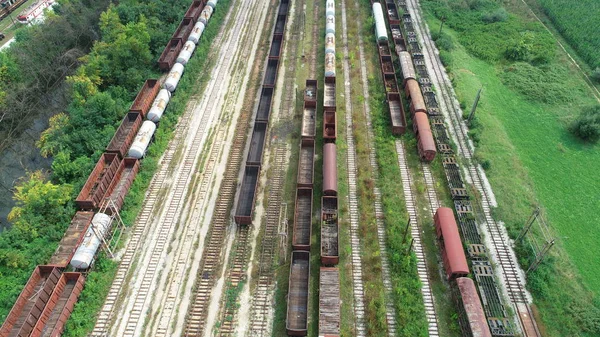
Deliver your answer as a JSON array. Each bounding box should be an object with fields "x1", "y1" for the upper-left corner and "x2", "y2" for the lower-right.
[
  {"x1": 517, "y1": 207, "x2": 539, "y2": 243},
  {"x1": 438, "y1": 16, "x2": 446, "y2": 36},
  {"x1": 467, "y1": 87, "x2": 483, "y2": 124}
]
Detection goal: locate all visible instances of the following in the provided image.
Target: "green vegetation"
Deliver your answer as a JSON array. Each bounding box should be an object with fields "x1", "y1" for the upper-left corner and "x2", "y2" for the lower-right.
[
  {"x1": 536, "y1": 0, "x2": 600, "y2": 69},
  {"x1": 569, "y1": 105, "x2": 600, "y2": 143},
  {"x1": 422, "y1": 0, "x2": 600, "y2": 336}
]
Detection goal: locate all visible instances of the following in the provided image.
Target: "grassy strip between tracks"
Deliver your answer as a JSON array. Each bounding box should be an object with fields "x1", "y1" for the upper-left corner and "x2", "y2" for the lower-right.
[
  {"x1": 61, "y1": 0, "x2": 235, "y2": 335},
  {"x1": 421, "y1": 1, "x2": 600, "y2": 336}
]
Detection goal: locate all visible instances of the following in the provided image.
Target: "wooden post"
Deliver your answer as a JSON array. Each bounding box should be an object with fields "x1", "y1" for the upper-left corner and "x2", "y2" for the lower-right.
[
  {"x1": 438, "y1": 17, "x2": 446, "y2": 37},
  {"x1": 467, "y1": 87, "x2": 483, "y2": 124},
  {"x1": 407, "y1": 238, "x2": 414, "y2": 255},
  {"x1": 517, "y1": 207, "x2": 539, "y2": 243},
  {"x1": 402, "y1": 218, "x2": 411, "y2": 244}
]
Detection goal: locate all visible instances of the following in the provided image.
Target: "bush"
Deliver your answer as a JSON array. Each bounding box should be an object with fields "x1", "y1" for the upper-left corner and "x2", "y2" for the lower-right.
[
  {"x1": 569, "y1": 105, "x2": 600, "y2": 142},
  {"x1": 482, "y1": 8, "x2": 508, "y2": 23},
  {"x1": 591, "y1": 68, "x2": 600, "y2": 83},
  {"x1": 500, "y1": 62, "x2": 576, "y2": 104},
  {"x1": 439, "y1": 50, "x2": 453, "y2": 68}
]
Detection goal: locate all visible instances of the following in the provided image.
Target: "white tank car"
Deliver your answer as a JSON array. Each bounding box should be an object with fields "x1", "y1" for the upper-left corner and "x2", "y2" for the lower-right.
[
  {"x1": 128, "y1": 121, "x2": 157, "y2": 159},
  {"x1": 188, "y1": 21, "x2": 205, "y2": 44},
  {"x1": 373, "y1": 3, "x2": 388, "y2": 43},
  {"x1": 207, "y1": 0, "x2": 218, "y2": 9},
  {"x1": 70, "y1": 213, "x2": 111, "y2": 269},
  {"x1": 325, "y1": 52, "x2": 336, "y2": 77},
  {"x1": 164, "y1": 62, "x2": 185, "y2": 92},
  {"x1": 326, "y1": 15, "x2": 335, "y2": 35},
  {"x1": 325, "y1": 33, "x2": 335, "y2": 55},
  {"x1": 147, "y1": 89, "x2": 171, "y2": 122},
  {"x1": 326, "y1": 0, "x2": 335, "y2": 17},
  {"x1": 177, "y1": 40, "x2": 196, "y2": 65},
  {"x1": 199, "y1": 6, "x2": 214, "y2": 25}
]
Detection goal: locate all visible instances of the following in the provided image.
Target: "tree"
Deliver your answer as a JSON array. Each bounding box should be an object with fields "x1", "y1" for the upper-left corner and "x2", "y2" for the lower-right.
[{"x1": 570, "y1": 105, "x2": 600, "y2": 143}]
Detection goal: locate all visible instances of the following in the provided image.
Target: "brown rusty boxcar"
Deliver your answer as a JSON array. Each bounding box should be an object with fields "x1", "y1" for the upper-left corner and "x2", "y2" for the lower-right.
[
  {"x1": 292, "y1": 188, "x2": 313, "y2": 251},
  {"x1": 321, "y1": 196, "x2": 339, "y2": 265},
  {"x1": 158, "y1": 38, "x2": 183, "y2": 71},
  {"x1": 319, "y1": 267, "x2": 340, "y2": 337},
  {"x1": 234, "y1": 165, "x2": 260, "y2": 225},
  {"x1": 172, "y1": 17, "x2": 195, "y2": 42},
  {"x1": 405, "y1": 78, "x2": 426, "y2": 115},
  {"x1": 388, "y1": 93, "x2": 406, "y2": 135},
  {"x1": 286, "y1": 251, "x2": 310, "y2": 336},
  {"x1": 75, "y1": 153, "x2": 121, "y2": 210},
  {"x1": 455, "y1": 277, "x2": 493, "y2": 337},
  {"x1": 104, "y1": 158, "x2": 140, "y2": 213},
  {"x1": 323, "y1": 143, "x2": 337, "y2": 196},
  {"x1": 106, "y1": 112, "x2": 142, "y2": 158},
  {"x1": 297, "y1": 139, "x2": 315, "y2": 188},
  {"x1": 323, "y1": 110, "x2": 336, "y2": 141},
  {"x1": 323, "y1": 76, "x2": 336, "y2": 109},
  {"x1": 0, "y1": 266, "x2": 62, "y2": 337},
  {"x1": 184, "y1": 0, "x2": 204, "y2": 21},
  {"x1": 29, "y1": 272, "x2": 85, "y2": 337},
  {"x1": 413, "y1": 112, "x2": 436, "y2": 162},
  {"x1": 48, "y1": 211, "x2": 94, "y2": 268},
  {"x1": 435, "y1": 207, "x2": 469, "y2": 280},
  {"x1": 130, "y1": 79, "x2": 160, "y2": 117}
]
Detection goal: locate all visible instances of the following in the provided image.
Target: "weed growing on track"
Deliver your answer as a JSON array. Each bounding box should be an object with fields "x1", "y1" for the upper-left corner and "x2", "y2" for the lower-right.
[{"x1": 422, "y1": 0, "x2": 600, "y2": 336}]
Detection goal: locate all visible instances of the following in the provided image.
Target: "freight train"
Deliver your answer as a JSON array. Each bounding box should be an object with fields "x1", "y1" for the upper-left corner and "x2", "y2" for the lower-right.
[{"x1": 0, "y1": 0, "x2": 219, "y2": 334}]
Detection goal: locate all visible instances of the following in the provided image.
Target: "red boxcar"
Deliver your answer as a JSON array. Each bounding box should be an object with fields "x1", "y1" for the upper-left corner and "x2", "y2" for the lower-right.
[
  {"x1": 405, "y1": 78, "x2": 426, "y2": 115},
  {"x1": 104, "y1": 158, "x2": 140, "y2": 213},
  {"x1": 158, "y1": 38, "x2": 183, "y2": 71},
  {"x1": 75, "y1": 153, "x2": 121, "y2": 210},
  {"x1": 456, "y1": 277, "x2": 493, "y2": 337},
  {"x1": 435, "y1": 207, "x2": 469, "y2": 280},
  {"x1": 413, "y1": 112, "x2": 436, "y2": 162},
  {"x1": 322, "y1": 143, "x2": 337, "y2": 196},
  {"x1": 130, "y1": 79, "x2": 160, "y2": 117},
  {"x1": 106, "y1": 112, "x2": 142, "y2": 158}
]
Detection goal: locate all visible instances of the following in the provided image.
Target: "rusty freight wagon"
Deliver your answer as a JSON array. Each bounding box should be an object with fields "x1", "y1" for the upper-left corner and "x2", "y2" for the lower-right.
[
  {"x1": 292, "y1": 188, "x2": 313, "y2": 251},
  {"x1": 158, "y1": 38, "x2": 183, "y2": 71},
  {"x1": 269, "y1": 34, "x2": 284, "y2": 59},
  {"x1": 234, "y1": 165, "x2": 260, "y2": 225},
  {"x1": 321, "y1": 195, "x2": 339, "y2": 265},
  {"x1": 286, "y1": 251, "x2": 310, "y2": 336},
  {"x1": 106, "y1": 112, "x2": 142, "y2": 158},
  {"x1": 256, "y1": 87, "x2": 274, "y2": 122},
  {"x1": 75, "y1": 153, "x2": 121, "y2": 210},
  {"x1": 405, "y1": 78, "x2": 426, "y2": 116},
  {"x1": 172, "y1": 17, "x2": 195, "y2": 42},
  {"x1": 184, "y1": 0, "x2": 204, "y2": 21},
  {"x1": 29, "y1": 272, "x2": 85, "y2": 337},
  {"x1": 129, "y1": 79, "x2": 160, "y2": 117},
  {"x1": 246, "y1": 122, "x2": 268, "y2": 166},
  {"x1": 435, "y1": 207, "x2": 469, "y2": 280},
  {"x1": 454, "y1": 277, "x2": 493, "y2": 337},
  {"x1": 301, "y1": 80, "x2": 317, "y2": 140},
  {"x1": 413, "y1": 112, "x2": 436, "y2": 162},
  {"x1": 319, "y1": 267, "x2": 341, "y2": 337},
  {"x1": 104, "y1": 158, "x2": 140, "y2": 213},
  {"x1": 264, "y1": 59, "x2": 279, "y2": 87},
  {"x1": 0, "y1": 266, "x2": 62, "y2": 336},
  {"x1": 296, "y1": 139, "x2": 315, "y2": 188},
  {"x1": 323, "y1": 143, "x2": 337, "y2": 196},
  {"x1": 48, "y1": 212, "x2": 94, "y2": 268},
  {"x1": 388, "y1": 93, "x2": 406, "y2": 134}
]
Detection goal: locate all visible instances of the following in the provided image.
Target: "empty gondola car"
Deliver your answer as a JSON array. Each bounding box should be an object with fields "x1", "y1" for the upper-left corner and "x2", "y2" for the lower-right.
[
  {"x1": 286, "y1": 251, "x2": 310, "y2": 336},
  {"x1": 434, "y1": 207, "x2": 469, "y2": 280},
  {"x1": 319, "y1": 267, "x2": 341, "y2": 336},
  {"x1": 292, "y1": 188, "x2": 313, "y2": 251}
]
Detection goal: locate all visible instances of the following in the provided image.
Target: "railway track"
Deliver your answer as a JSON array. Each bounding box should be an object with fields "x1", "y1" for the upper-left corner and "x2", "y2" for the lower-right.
[
  {"x1": 340, "y1": 0, "x2": 367, "y2": 335},
  {"x1": 404, "y1": 0, "x2": 540, "y2": 335}
]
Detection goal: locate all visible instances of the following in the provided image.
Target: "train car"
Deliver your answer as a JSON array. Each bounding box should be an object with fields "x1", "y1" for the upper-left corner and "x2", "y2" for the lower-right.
[
  {"x1": 256, "y1": 87, "x2": 274, "y2": 122},
  {"x1": 75, "y1": 153, "x2": 121, "y2": 210},
  {"x1": 286, "y1": 251, "x2": 310, "y2": 336},
  {"x1": 48, "y1": 211, "x2": 94, "y2": 268},
  {"x1": 106, "y1": 112, "x2": 142, "y2": 158},
  {"x1": 301, "y1": 80, "x2": 317, "y2": 140},
  {"x1": 172, "y1": 17, "x2": 195, "y2": 41},
  {"x1": 130, "y1": 79, "x2": 160, "y2": 117},
  {"x1": 372, "y1": 2, "x2": 388, "y2": 43},
  {"x1": 184, "y1": 0, "x2": 204, "y2": 21},
  {"x1": 128, "y1": 120, "x2": 157, "y2": 159},
  {"x1": 264, "y1": 59, "x2": 279, "y2": 87},
  {"x1": 234, "y1": 165, "x2": 260, "y2": 225},
  {"x1": 165, "y1": 63, "x2": 185, "y2": 92},
  {"x1": 292, "y1": 188, "x2": 313, "y2": 251},
  {"x1": 405, "y1": 78, "x2": 426, "y2": 115},
  {"x1": 323, "y1": 143, "x2": 337, "y2": 196},
  {"x1": 388, "y1": 92, "x2": 406, "y2": 134},
  {"x1": 70, "y1": 213, "x2": 113, "y2": 269},
  {"x1": 319, "y1": 267, "x2": 340, "y2": 337},
  {"x1": 147, "y1": 89, "x2": 172, "y2": 122},
  {"x1": 413, "y1": 112, "x2": 436, "y2": 162},
  {"x1": 455, "y1": 277, "x2": 493, "y2": 337},
  {"x1": 398, "y1": 51, "x2": 416, "y2": 83},
  {"x1": 323, "y1": 109, "x2": 336, "y2": 141},
  {"x1": 177, "y1": 40, "x2": 196, "y2": 65},
  {"x1": 320, "y1": 195, "x2": 339, "y2": 265},
  {"x1": 104, "y1": 158, "x2": 140, "y2": 213},
  {"x1": 434, "y1": 207, "x2": 469, "y2": 280},
  {"x1": 158, "y1": 38, "x2": 183, "y2": 71},
  {"x1": 269, "y1": 34, "x2": 283, "y2": 59},
  {"x1": 246, "y1": 121, "x2": 267, "y2": 166},
  {"x1": 297, "y1": 138, "x2": 315, "y2": 188},
  {"x1": 188, "y1": 21, "x2": 206, "y2": 44},
  {"x1": 0, "y1": 266, "x2": 62, "y2": 336}
]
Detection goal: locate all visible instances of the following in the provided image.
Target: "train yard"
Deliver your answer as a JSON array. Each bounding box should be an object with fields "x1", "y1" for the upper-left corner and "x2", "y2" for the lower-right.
[{"x1": 0, "y1": 0, "x2": 552, "y2": 335}]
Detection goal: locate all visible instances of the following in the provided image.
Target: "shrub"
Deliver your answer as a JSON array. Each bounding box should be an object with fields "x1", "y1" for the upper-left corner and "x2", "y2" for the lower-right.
[
  {"x1": 500, "y1": 62, "x2": 575, "y2": 104},
  {"x1": 439, "y1": 50, "x2": 453, "y2": 68},
  {"x1": 591, "y1": 68, "x2": 600, "y2": 83},
  {"x1": 482, "y1": 8, "x2": 508, "y2": 23},
  {"x1": 569, "y1": 105, "x2": 600, "y2": 142}
]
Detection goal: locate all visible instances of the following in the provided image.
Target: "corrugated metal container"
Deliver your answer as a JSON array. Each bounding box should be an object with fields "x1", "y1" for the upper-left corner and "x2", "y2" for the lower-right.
[
  {"x1": 199, "y1": 6, "x2": 214, "y2": 25},
  {"x1": 48, "y1": 212, "x2": 94, "y2": 268},
  {"x1": 292, "y1": 188, "x2": 313, "y2": 251},
  {"x1": 70, "y1": 213, "x2": 112, "y2": 269},
  {"x1": 76, "y1": 153, "x2": 121, "y2": 210},
  {"x1": 177, "y1": 40, "x2": 196, "y2": 65},
  {"x1": 414, "y1": 112, "x2": 436, "y2": 162},
  {"x1": 286, "y1": 251, "x2": 310, "y2": 336},
  {"x1": 234, "y1": 165, "x2": 260, "y2": 225},
  {"x1": 106, "y1": 112, "x2": 142, "y2": 158},
  {"x1": 184, "y1": 0, "x2": 203, "y2": 21},
  {"x1": 320, "y1": 196, "x2": 339, "y2": 265},
  {"x1": 128, "y1": 120, "x2": 157, "y2": 159},
  {"x1": 456, "y1": 277, "x2": 493, "y2": 337},
  {"x1": 158, "y1": 38, "x2": 183, "y2": 71},
  {"x1": 326, "y1": 0, "x2": 335, "y2": 17},
  {"x1": 325, "y1": 52, "x2": 336, "y2": 77},
  {"x1": 130, "y1": 79, "x2": 160, "y2": 117},
  {"x1": 373, "y1": 2, "x2": 388, "y2": 43},
  {"x1": 104, "y1": 158, "x2": 140, "y2": 213},
  {"x1": 323, "y1": 143, "x2": 337, "y2": 196},
  {"x1": 326, "y1": 15, "x2": 335, "y2": 35},
  {"x1": 147, "y1": 89, "x2": 171, "y2": 122},
  {"x1": 325, "y1": 33, "x2": 335, "y2": 55},
  {"x1": 188, "y1": 21, "x2": 205, "y2": 44},
  {"x1": 399, "y1": 51, "x2": 416, "y2": 82},
  {"x1": 172, "y1": 17, "x2": 195, "y2": 41},
  {"x1": 0, "y1": 266, "x2": 61, "y2": 337},
  {"x1": 165, "y1": 62, "x2": 185, "y2": 92},
  {"x1": 434, "y1": 207, "x2": 469, "y2": 280},
  {"x1": 29, "y1": 272, "x2": 85, "y2": 337}
]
